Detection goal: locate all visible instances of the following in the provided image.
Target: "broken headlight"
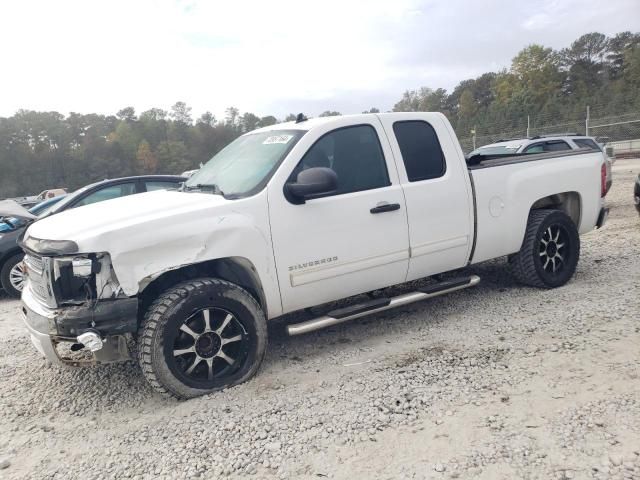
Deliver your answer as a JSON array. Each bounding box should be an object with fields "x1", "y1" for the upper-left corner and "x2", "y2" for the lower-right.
[
  {"x1": 52, "y1": 254, "x2": 121, "y2": 305},
  {"x1": 71, "y1": 257, "x2": 96, "y2": 278}
]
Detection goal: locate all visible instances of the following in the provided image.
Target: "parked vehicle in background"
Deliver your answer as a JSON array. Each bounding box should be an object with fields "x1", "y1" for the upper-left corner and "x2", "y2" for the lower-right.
[
  {"x1": 181, "y1": 169, "x2": 199, "y2": 178},
  {"x1": 14, "y1": 112, "x2": 609, "y2": 399},
  {"x1": 34, "y1": 175, "x2": 186, "y2": 219},
  {"x1": 0, "y1": 195, "x2": 67, "y2": 297},
  {"x1": 36, "y1": 188, "x2": 68, "y2": 201},
  {"x1": 469, "y1": 134, "x2": 612, "y2": 195},
  {"x1": 9, "y1": 196, "x2": 41, "y2": 209},
  {"x1": 0, "y1": 175, "x2": 185, "y2": 297},
  {"x1": 635, "y1": 174, "x2": 640, "y2": 214}
]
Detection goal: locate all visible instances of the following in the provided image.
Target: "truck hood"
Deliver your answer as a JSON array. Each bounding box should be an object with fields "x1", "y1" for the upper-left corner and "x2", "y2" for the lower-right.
[
  {"x1": 27, "y1": 189, "x2": 229, "y2": 243},
  {"x1": 24, "y1": 188, "x2": 274, "y2": 297}
]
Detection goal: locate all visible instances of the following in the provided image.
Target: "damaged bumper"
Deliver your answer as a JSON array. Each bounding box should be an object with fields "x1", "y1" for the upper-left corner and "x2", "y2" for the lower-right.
[{"x1": 21, "y1": 284, "x2": 138, "y2": 366}]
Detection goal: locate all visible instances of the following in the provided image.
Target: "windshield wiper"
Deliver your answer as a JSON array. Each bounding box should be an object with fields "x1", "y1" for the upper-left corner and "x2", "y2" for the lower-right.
[{"x1": 183, "y1": 183, "x2": 225, "y2": 195}]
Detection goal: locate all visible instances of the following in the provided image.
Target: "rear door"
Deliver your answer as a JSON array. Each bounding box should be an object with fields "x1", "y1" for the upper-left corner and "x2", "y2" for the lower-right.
[
  {"x1": 377, "y1": 113, "x2": 474, "y2": 281},
  {"x1": 268, "y1": 117, "x2": 410, "y2": 313}
]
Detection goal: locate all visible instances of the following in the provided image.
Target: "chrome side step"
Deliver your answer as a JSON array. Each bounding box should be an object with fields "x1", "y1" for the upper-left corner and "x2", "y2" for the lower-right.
[{"x1": 286, "y1": 275, "x2": 480, "y2": 336}]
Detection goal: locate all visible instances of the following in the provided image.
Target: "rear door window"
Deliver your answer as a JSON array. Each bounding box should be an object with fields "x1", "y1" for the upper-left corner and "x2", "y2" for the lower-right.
[
  {"x1": 73, "y1": 182, "x2": 137, "y2": 207},
  {"x1": 523, "y1": 141, "x2": 572, "y2": 153},
  {"x1": 393, "y1": 121, "x2": 446, "y2": 181},
  {"x1": 544, "y1": 140, "x2": 572, "y2": 152}
]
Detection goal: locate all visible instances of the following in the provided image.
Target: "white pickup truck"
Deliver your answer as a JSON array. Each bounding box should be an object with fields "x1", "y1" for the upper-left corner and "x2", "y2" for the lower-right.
[{"x1": 14, "y1": 112, "x2": 608, "y2": 398}]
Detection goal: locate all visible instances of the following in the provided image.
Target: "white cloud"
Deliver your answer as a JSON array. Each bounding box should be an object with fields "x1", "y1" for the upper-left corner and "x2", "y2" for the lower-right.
[{"x1": 0, "y1": 0, "x2": 639, "y2": 119}]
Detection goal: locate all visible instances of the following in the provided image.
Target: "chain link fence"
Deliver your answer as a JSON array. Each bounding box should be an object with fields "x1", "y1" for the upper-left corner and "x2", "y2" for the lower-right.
[{"x1": 458, "y1": 107, "x2": 640, "y2": 158}]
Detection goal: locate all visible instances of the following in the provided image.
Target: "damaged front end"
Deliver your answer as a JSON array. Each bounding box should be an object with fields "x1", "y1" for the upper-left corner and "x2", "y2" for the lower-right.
[{"x1": 20, "y1": 237, "x2": 137, "y2": 366}]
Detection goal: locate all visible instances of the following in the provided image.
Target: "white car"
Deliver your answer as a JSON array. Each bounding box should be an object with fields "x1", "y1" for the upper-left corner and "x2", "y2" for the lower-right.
[
  {"x1": 470, "y1": 134, "x2": 612, "y2": 194},
  {"x1": 14, "y1": 113, "x2": 608, "y2": 398}
]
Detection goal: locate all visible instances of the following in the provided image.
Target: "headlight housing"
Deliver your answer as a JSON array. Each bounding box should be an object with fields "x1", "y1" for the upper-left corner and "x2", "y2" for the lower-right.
[
  {"x1": 23, "y1": 236, "x2": 79, "y2": 255},
  {"x1": 51, "y1": 253, "x2": 117, "y2": 305}
]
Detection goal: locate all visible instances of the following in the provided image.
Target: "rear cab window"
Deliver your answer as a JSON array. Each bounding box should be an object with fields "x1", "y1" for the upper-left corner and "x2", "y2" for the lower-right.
[{"x1": 392, "y1": 120, "x2": 446, "y2": 181}]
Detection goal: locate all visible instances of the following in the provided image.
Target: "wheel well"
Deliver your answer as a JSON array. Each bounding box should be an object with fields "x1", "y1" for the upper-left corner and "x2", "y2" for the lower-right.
[
  {"x1": 530, "y1": 191, "x2": 581, "y2": 227},
  {"x1": 137, "y1": 257, "x2": 267, "y2": 320}
]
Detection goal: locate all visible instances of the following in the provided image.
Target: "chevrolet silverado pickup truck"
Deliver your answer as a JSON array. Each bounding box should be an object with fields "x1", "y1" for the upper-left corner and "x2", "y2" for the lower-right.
[{"x1": 12, "y1": 112, "x2": 608, "y2": 399}]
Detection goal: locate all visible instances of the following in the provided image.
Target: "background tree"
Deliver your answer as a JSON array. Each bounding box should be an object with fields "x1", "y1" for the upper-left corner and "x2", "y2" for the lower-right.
[
  {"x1": 135, "y1": 140, "x2": 158, "y2": 173},
  {"x1": 319, "y1": 111, "x2": 341, "y2": 117},
  {"x1": 1, "y1": 30, "x2": 639, "y2": 198}
]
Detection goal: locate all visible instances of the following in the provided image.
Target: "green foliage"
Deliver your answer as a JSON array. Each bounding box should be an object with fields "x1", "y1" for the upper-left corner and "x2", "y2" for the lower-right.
[
  {"x1": 319, "y1": 111, "x2": 341, "y2": 117},
  {"x1": 1, "y1": 31, "x2": 638, "y2": 198},
  {"x1": 393, "y1": 31, "x2": 640, "y2": 140},
  {"x1": 0, "y1": 103, "x2": 285, "y2": 197}
]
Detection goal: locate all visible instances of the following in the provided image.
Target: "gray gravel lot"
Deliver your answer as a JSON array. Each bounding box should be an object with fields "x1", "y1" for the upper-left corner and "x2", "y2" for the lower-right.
[{"x1": 0, "y1": 159, "x2": 639, "y2": 480}]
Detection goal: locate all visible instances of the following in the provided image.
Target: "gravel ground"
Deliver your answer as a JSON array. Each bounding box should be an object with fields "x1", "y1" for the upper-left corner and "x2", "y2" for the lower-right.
[{"x1": 0, "y1": 159, "x2": 639, "y2": 480}]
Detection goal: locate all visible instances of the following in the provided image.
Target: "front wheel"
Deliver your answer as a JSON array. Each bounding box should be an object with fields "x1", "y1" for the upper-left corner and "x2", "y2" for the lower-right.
[
  {"x1": 138, "y1": 278, "x2": 267, "y2": 399},
  {"x1": 509, "y1": 209, "x2": 580, "y2": 288}
]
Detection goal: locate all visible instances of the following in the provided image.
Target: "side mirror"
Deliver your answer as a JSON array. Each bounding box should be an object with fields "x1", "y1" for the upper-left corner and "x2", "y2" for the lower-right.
[{"x1": 285, "y1": 167, "x2": 338, "y2": 204}]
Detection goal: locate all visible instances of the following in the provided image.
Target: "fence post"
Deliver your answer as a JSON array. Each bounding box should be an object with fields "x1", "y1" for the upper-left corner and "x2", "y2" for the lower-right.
[
  {"x1": 585, "y1": 105, "x2": 590, "y2": 136},
  {"x1": 471, "y1": 127, "x2": 476, "y2": 150},
  {"x1": 526, "y1": 115, "x2": 530, "y2": 137}
]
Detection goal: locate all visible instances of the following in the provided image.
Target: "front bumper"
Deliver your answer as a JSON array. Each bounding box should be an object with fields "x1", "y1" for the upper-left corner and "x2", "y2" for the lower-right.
[
  {"x1": 21, "y1": 283, "x2": 137, "y2": 366},
  {"x1": 596, "y1": 207, "x2": 609, "y2": 229}
]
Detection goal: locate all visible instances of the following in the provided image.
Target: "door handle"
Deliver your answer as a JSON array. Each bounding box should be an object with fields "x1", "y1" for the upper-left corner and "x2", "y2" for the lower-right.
[{"x1": 370, "y1": 203, "x2": 401, "y2": 214}]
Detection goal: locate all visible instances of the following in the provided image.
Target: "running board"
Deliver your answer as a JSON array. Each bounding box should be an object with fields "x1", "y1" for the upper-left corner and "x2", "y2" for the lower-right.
[{"x1": 286, "y1": 275, "x2": 480, "y2": 336}]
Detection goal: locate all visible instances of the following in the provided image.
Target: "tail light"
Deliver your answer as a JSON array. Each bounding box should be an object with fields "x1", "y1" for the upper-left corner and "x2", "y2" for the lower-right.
[{"x1": 600, "y1": 163, "x2": 606, "y2": 198}]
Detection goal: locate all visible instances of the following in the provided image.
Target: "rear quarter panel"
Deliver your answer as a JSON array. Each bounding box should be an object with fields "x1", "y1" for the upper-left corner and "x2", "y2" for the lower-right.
[{"x1": 470, "y1": 151, "x2": 603, "y2": 263}]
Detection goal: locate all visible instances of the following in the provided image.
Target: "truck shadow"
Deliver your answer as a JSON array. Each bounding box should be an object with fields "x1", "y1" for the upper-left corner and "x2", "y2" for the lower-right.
[{"x1": 10, "y1": 259, "x2": 520, "y2": 413}]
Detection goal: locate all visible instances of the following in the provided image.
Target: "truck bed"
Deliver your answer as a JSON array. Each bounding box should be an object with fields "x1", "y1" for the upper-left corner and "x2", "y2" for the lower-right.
[
  {"x1": 467, "y1": 149, "x2": 604, "y2": 264},
  {"x1": 467, "y1": 149, "x2": 594, "y2": 169}
]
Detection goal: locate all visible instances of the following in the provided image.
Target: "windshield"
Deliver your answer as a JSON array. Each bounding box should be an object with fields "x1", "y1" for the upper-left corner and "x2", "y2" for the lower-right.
[
  {"x1": 184, "y1": 129, "x2": 305, "y2": 197},
  {"x1": 470, "y1": 145, "x2": 521, "y2": 156}
]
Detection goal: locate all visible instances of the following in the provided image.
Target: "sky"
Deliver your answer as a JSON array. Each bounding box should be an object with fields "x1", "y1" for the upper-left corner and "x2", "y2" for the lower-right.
[{"x1": 1, "y1": 0, "x2": 639, "y2": 121}]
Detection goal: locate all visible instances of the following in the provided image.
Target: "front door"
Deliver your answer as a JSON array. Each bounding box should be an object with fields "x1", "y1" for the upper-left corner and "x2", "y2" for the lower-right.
[{"x1": 268, "y1": 118, "x2": 410, "y2": 313}]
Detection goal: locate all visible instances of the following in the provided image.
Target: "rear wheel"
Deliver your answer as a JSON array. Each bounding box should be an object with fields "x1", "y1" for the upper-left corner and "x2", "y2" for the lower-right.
[
  {"x1": 509, "y1": 209, "x2": 580, "y2": 288},
  {"x1": 1, "y1": 253, "x2": 26, "y2": 298},
  {"x1": 138, "y1": 278, "x2": 267, "y2": 399}
]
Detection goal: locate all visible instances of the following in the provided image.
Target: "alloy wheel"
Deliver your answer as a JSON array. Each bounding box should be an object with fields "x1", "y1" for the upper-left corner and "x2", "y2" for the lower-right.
[
  {"x1": 170, "y1": 307, "x2": 249, "y2": 386},
  {"x1": 539, "y1": 225, "x2": 569, "y2": 274},
  {"x1": 9, "y1": 261, "x2": 25, "y2": 292}
]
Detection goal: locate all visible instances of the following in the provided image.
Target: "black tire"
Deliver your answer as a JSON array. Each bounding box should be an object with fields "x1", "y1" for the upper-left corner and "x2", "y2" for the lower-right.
[
  {"x1": 1, "y1": 253, "x2": 25, "y2": 298},
  {"x1": 137, "y1": 278, "x2": 267, "y2": 399},
  {"x1": 509, "y1": 209, "x2": 580, "y2": 288}
]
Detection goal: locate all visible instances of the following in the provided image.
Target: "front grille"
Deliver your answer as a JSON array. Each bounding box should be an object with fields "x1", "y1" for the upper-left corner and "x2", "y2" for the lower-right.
[
  {"x1": 24, "y1": 254, "x2": 43, "y2": 275},
  {"x1": 24, "y1": 254, "x2": 54, "y2": 306}
]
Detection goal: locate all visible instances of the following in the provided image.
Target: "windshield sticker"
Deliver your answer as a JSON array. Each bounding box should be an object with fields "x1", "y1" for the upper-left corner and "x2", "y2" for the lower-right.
[{"x1": 263, "y1": 134, "x2": 293, "y2": 145}]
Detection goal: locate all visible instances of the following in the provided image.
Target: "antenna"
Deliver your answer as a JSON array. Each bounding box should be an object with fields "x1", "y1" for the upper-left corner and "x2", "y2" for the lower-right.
[{"x1": 295, "y1": 113, "x2": 308, "y2": 123}]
